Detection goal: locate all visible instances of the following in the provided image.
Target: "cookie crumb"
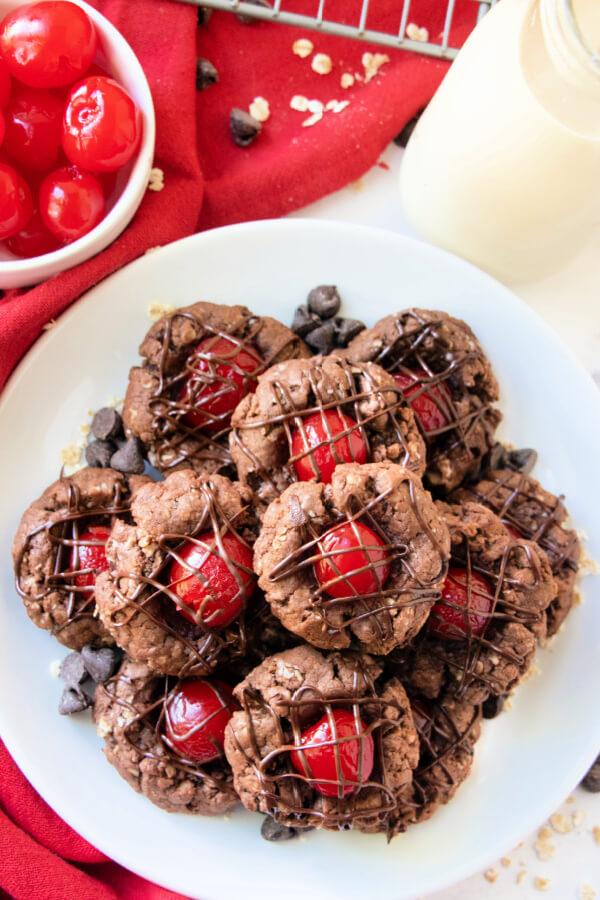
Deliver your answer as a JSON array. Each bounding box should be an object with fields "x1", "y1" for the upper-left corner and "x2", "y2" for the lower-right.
[
  {"x1": 293, "y1": 38, "x2": 313, "y2": 58},
  {"x1": 348, "y1": 178, "x2": 363, "y2": 192},
  {"x1": 593, "y1": 826, "x2": 600, "y2": 845},
  {"x1": 484, "y1": 868, "x2": 498, "y2": 883},
  {"x1": 249, "y1": 96, "x2": 270, "y2": 122},
  {"x1": 79, "y1": 423, "x2": 91, "y2": 436},
  {"x1": 580, "y1": 886, "x2": 596, "y2": 900},
  {"x1": 362, "y1": 51, "x2": 390, "y2": 83},
  {"x1": 290, "y1": 94, "x2": 310, "y2": 112},
  {"x1": 49, "y1": 659, "x2": 62, "y2": 678},
  {"x1": 311, "y1": 53, "x2": 332, "y2": 75},
  {"x1": 534, "y1": 877, "x2": 551, "y2": 892},
  {"x1": 406, "y1": 22, "x2": 429, "y2": 41},
  {"x1": 538, "y1": 827, "x2": 553, "y2": 841},
  {"x1": 500, "y1": 857, "x2": 511, "y2": 868},
  {"x1": 148, "y1": 302, "x2": 175, "y2": 322},
  {"x1": 341, "y1": 72, "x2": 354, "y2": 89},
  {"x1": 60, "y1": 442, "x2": 83, "y2": 467},
  {"x1": 144, "y1": 245, "x2": 161, "y2": 255},
  {"x1": 573, "y1": 810, "x2": 586, "y2": 828},
  {"x1": 42, "y1": 319, "x2": 57, "y2": 331},
  {"x1": 534, "y1": 840, "x2": 555, "y2": 860},
  {"x1": 551, "y1": 812, "x2": 574, "y2": 834},
  {"x1": 107, "y1": 395, "x2": 124, "y2": 409},
  {"x1": 516, "y1": 870, "x2": 527, "y2": 885},
  {"x1": 148, "y1": 167, "x2": 165, "y2": 192}
]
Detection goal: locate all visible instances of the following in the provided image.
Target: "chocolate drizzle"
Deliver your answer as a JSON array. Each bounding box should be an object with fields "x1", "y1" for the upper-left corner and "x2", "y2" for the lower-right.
[
  {"x1": 267, "y1": 480, "x2": 447, "y2": 647},
  {"x1": 108, "y1": 479, "x2": 257, "y2": 675},
  {"x1": 230, "y1": 356, "x2": 425, "y2": 499},
  {"x1": 14, "y1": 477, "x2": 130, "y2": 634},
  {"x1": 144, "y1": 312, "x2": 298, "y2": 473},
  {"x1": 396, "y1": 695, "x2": 481, "y2": 828},
  {"x1": 463, "y1": 470, "x2": 579, "y2": 575},
  {"x1": 228, "y1": 656, "x2": 411, "y2": 832},
  {"x1": 101, "y1": 666, "x2": 238, "y2": 803},
  {"x1": 410, "y1": 505, "x2": 549, "y2": 700},
  {"x1": 346, "y1": 309, "x2": 501, "y2": 488}
]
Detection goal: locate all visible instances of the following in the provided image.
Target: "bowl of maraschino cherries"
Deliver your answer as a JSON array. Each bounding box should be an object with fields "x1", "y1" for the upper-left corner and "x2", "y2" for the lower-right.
[{"x1": 0, "y1": 0, "x2": 155, "y2": 289}]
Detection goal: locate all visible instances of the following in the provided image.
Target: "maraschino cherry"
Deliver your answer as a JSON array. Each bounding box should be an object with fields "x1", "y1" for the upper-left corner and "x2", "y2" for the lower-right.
[
  {"x1": 314, "y1": 521, "x2": 390, "y2": 600},
  {"x1": 291, "y1": 409, "x2": 367, "y2": 483},
  {"x1": 429, "y1": 566, "x2": 494, "y2": 640},
  {"x1": 290, "y1": 708, "x2": 374, "y2": 797},
  {"x1": 177, "y1": 336, "x2": 261, "y2": 433},
  {"x1": 69, "y1": 524, "x2": 111, "y2": 596},
  {"x1": 168, "y1": 531, "x2": 255, "y2": 628},
  {"x1": 164, "y1": 679, "x2": 238, "y2": 764},
  {"x1": 393, "y1": 367, "x2": 450, "y2": 435}
]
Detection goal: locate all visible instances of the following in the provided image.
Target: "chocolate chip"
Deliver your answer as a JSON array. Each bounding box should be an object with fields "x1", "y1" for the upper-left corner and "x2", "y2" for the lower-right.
[
  {"x1": 333, "y1": 317, "x2": 366, "y2": 348},
  {"x1": 91, "y1": 407, "x2": 123, "y2": 442},
  {"x1": 59, "y1": 652, "x2": 87, "y2": 688},
  {"x1": 230, "y1": 108, "x2": 262, "y2": 147},
  {"x1": 197, "y1": 6, "x2": 212, "y2": 25},
  {"x1": 508, "y1": 448, "x2": 537, "y2": 476},
  {"x1": 581, "y1": 754, "x2": 600, "y2": 792},
  {"x1": 85, "y1": 440, "x2": 116, "y2": 469},
  {"x1": 291, "y1": 305, "x2": 321, "y2": 338},
  {"x1": 393, "y1": 108, "x2": 424, "y2": 148},
  {"x1": 110, "y1": 437, "x2": 146, "y2": 474},
  {"x1": 59, "y1": 686, "x2": 90, "y2": 715},
  {"x1": 81, "y1": 645, "x2": 121, "y2": 684},
  {"x1": 196, "y1": 58, "x2": 219, "y2": 91},
  {"x1": 486, "y1": 442, "x2": 510, "y2": 471},
  {"x1": 237, "y1": 0, "x2": 271, "y2": 24},
  {"x1": 306, "y1": 322, "x2": 336, "y2": 355},
  {"x1": 260, "y1": 816, "x2": 301, "y2": 842},
  {"x1": 307, "y1": 285, "x2": 341, "y2": 319},
  {"x1": 482, "y1": 694, "x2": 506, "y2": 719}
]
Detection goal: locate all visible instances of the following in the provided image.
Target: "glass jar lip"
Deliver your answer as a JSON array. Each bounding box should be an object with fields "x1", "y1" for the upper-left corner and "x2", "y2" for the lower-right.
[{"x1": 565, "y1": 0, "x2": 600, "y2": 73}]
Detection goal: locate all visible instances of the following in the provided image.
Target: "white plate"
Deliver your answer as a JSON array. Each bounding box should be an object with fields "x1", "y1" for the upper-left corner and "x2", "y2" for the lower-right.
[{"x1": 1, "y1": 220, "x2": 599, "y2": 900}]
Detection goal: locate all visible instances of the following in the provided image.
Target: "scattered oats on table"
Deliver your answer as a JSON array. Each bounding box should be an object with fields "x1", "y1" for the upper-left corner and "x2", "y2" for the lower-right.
[
  {"x1": 551, "y1": 811, "x2": 574, "y2": 834},
  {"x1": 311, "y1": 53, "x2": 332, "y2": 75},
  {"x1": 292, "y1": 37, "x2": 313, "y2": 58},
  {"x1": 341, "y1": 72, "x2": 354, "y2": 89},
  {"x1": 580, "y1": 884, "x2": 597, "y2": 900},
  {"x1": 362, "y1": 51, "x2": 390, "y2": 83},
  {"x1": 534, "y1": 876, "x2": 551, "y2": 891},
  {"x1": 290, "y1": 94, "x2": 310, "y2": 112},
  {"x1": 249, "y1": 96, "x2": 270, "y2": 122},
  {"x1": 573, "y1": 810, "x2": 587, "y2": 828},
  {"x1": 60, "y1": 442, "x2": 83, "y2": 468},
  {"x1": 534, "y1": 839, "x2": 555, "y2": 860},
  {"x1": 593, "y1": 825, "x2": 600, "y2": 845},
  {"x1": 500, "y1": 857, "x2": 511, "y2": 868},
  {"x1": 484, "y1": 868, "x2": 498, "y2": 883},
  {"x1": 406, "y1": 22, "x2": 429, "y2": 42},
  {"x1": 148, "y1": 167, "x2": 165, "y2": 191},
  {"x1": 516, "y1": 870, "x2": 527, "y2": 885},
  {"x1": 42, "y1": 319, "x2": 57, "y2": 331},
  {"x1": 147, "y1": 302, "x2": 175, "y2": 322}
]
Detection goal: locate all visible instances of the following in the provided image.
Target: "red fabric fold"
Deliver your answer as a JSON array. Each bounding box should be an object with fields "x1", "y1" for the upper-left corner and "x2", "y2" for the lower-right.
[{"x1": 0, "y1": 1, "x2": 480, "y2": 897}]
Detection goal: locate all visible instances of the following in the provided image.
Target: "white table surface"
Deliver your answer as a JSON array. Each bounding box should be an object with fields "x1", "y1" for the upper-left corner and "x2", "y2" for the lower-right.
[{"x1": 289, "y1": 142, "x2": 600, "y2": 900}]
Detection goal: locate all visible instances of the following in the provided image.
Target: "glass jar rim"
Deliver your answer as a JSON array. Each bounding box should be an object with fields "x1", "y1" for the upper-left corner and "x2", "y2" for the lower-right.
[{"x1": 565, "y1": 0, "x2": 600, "y2": 73}]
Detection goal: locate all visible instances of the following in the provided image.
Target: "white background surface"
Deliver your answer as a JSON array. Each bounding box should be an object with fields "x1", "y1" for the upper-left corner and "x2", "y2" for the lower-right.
[{"x1": 290, "y1": 144, "x2": 600, "y2": 899}]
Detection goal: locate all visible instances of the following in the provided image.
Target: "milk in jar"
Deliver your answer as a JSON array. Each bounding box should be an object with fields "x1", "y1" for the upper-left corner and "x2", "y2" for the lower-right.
[{"x1": 400, "y1": 0, "x2": 600, "y2": 284}]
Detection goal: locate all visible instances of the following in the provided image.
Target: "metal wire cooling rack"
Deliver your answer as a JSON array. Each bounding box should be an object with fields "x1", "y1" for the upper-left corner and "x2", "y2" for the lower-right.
[{"x1": 183, "y1": 0, "x2": 497, "y2": 59}]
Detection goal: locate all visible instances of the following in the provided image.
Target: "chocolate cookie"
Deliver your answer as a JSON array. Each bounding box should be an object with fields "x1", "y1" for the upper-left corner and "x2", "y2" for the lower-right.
[
  {"x1": 254, "y1": 462, "x2": 450, "y2": 655},
  {"x1": 397, "y1": 501, "x2": 555, "y2": 704},
  {"x1": 341, "y1": 309, "x2": 502, "y2": 492},
  {"x1": 453, "y1": 470, "x2": 580, "y2": 637},
  {"x1": 12, "y1": 468, "x2": 150, "y2": 650},
  {"x1": 122, "y1": 302, "x2": 310, "y2": 477},
  {"x1": 94, "y1": 657, "x2": 238, "y2": 814},
  {"x1": 223, "y1": 645, "x2": 419, "y2": 834},
  {"x1": 229, "y1": 355, "x2": 426, "y2": 507},
  {"x1": 391, "y1": 694, "x2": 481, "y2": 833},
  {"x1": 94, "y1": 470, "x2": 260, "y2": 676}
]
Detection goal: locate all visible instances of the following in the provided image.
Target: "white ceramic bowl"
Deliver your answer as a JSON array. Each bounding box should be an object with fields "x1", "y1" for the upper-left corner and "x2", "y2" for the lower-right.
[{"x1": 0, "y1": 0, "x2": 156, "y2": 289}]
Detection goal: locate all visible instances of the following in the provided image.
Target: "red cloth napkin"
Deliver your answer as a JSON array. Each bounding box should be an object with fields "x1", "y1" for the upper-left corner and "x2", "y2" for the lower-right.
[{"x1": 0, "y1": 1, "x2": 479, "y2": 898}]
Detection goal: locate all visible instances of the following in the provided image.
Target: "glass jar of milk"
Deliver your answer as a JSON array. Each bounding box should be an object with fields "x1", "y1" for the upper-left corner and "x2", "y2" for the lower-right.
[{"x1": 400, "y1": 0, "x2": 600, "y2": 284}]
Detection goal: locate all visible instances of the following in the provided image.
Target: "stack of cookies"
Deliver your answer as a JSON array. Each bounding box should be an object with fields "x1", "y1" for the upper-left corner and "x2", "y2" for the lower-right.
[{"x1": 12, "y1": 296, "x2": 580, "y2": 840}]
